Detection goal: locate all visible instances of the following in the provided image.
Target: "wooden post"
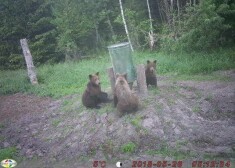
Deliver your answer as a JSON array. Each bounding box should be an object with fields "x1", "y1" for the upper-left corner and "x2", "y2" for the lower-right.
[
  {"x1": 136, "y1": 64, "x2": 148, "y2": 96},
  {"x1": 20, "y1": 38, "x2": 38, "y2": 85},
  {"x1": 107, "y1": 67, "x2": 115, "y2": 95}
]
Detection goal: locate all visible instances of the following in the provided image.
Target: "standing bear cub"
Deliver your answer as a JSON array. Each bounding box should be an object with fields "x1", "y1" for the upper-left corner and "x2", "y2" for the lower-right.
[
  {"x1": 145, "y1": 60, "x2": 157, "y2": 87},
  {"x1": 114, "y1": 73, "x2": 139, "y2": 114},
  {"x1": 82, "y1": 72, "x2": 109, "y2": 109}
]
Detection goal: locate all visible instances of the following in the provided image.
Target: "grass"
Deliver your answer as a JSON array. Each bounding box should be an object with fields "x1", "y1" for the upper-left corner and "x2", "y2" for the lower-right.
[
  {"x1": 0, "y1": 48, "x2": 234, "y2": 98},
  {"x1": 192, "y1": 106, "x2": 201, "y2": 113},
  {"x1": 130, "y1": 116, "x2": 142, "y2": 128},
  {"x1": 97, "y1": 103, "x2": 114, "y2": 114},
  {"x1": 121, "y1": 142, "x2": 136, "y2": 154},
  {"x1": 52, "y1": 119, "x2": 61, "y2": 127},
  {"x1": 203, "y1": 152, "x2": 235, "y2": 160},
  {"x1": 0, "y1": 147, "x2": 17, "y2": 161},
  {"x1": 146, "y1": 142, "x2": 196, "y2": 160},
  {"x1": 205, "y1": 94, "x2": 213, "y2": 101}
]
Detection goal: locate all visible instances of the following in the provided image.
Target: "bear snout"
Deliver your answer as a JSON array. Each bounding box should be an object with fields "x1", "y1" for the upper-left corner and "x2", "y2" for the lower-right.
[
  {"x1": 95, "y1": 81, "x2": 100, "y2": 85},
  {"x1": 150, "y1": 67, "x2": 155, "y2": 73}
]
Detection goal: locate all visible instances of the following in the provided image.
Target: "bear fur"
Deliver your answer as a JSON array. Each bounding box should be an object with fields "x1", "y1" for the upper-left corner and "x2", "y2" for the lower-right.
[
  {"x1": 82, "y1": 72, "x2": 109, "y2": 109},
  {"x1": 145, "y1": 60, "x2": 157, "y2": 87},
  {"x1": 114, "y1": 73, "x2": 139, "y2": 113}
]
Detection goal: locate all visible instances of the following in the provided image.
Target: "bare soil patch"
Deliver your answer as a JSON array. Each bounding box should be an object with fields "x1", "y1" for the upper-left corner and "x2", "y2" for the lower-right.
[{"x1": 0, "y1": 70, "x2": 234, "y2": 168}]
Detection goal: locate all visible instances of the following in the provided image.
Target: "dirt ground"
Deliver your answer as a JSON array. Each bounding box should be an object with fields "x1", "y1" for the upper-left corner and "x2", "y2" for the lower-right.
[{"x1": 0, "y1": 70, "x2": 234, "y2": 168}]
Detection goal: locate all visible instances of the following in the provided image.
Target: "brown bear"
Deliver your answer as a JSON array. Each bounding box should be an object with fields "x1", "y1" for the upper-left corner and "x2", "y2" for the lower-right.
[
  {"x1": 82, "y1": 72, "x2": 109, "y2": 109},
  {"x1": 114, "y1": 73, "x2": 139, "y2": 114},
  {"x1": 145, "y1": 60, "x2": 157, "y2": 87}
]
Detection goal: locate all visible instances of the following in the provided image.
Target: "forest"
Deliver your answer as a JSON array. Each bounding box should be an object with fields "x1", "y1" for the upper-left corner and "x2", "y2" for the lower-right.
[{"x1": 0, "y1": 0, "x2": 234, "y2": 70}]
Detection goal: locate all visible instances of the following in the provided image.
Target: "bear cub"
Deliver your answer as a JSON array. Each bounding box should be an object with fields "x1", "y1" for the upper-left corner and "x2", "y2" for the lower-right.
[
  {"x1": 145, "y1": 60, "x2": 157, "y2": 87},
  {"x1": 114, "y1": 73, "x2": 139, "y2": 114},
  {"x1": 82, "y1": 72, "x2": 109, "y2": 109}
]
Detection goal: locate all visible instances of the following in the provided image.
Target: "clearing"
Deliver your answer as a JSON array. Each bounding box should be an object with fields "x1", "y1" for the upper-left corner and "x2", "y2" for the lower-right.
[{"x1": 0, "y1": 70, "x2": 234, "y2": 168}]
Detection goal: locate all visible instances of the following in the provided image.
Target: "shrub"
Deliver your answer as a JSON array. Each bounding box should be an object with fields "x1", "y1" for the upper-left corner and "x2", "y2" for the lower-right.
[{"x1": 160, "y1": 0, "x2": 232, "y2": 52}]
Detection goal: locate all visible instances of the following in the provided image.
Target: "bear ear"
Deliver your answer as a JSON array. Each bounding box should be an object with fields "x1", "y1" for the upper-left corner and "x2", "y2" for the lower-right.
[
  {"x1": 147, "y1": 60, "x2": 150, "y2": 64},
  {"x1": 96, "y1": 72, "x2": 99, "y2": 76},
  {"x1": 89, "y1": 74, "x2": 93, "y2": 80},
  {"x1": 154, "y1": 60, "x2": 157, "y2": 64}
]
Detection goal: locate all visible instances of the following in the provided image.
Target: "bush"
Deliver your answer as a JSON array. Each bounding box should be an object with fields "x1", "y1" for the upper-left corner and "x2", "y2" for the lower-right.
[{"x1": 160, "y1": 0, "x2": 232, "y2": 52}]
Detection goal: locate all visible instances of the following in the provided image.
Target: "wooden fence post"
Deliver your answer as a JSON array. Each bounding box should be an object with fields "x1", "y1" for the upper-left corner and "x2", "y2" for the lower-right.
[
  {"x1": 20, "y1": 38, "x2": 38, "y2": 85},
  {"x1": 107, "y1": 67, "x2": 115, "y2": 95},
  {"x1": 136, "y1": 64, "x2": 148, "y2": 97}
]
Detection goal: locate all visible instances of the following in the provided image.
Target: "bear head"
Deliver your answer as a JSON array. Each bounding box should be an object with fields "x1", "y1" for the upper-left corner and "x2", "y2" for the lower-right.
[
  {"x1": 115, "y1": 73, "x2": 128, "y2": 85},
  {"x1": 146, "y1": 60, "x2": 157, "y2": 74},
  {"x1": 89, "y1": 72, "x2": 100, "y2": 86}
]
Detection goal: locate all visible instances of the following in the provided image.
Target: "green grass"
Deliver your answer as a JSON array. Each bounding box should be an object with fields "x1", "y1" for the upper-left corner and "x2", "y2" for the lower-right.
[
  {"x1": 97, "y1": 103, "x2": 114, "y2": 114},
  {"x1": 192, "y1": 106, "x2": 201, "y2": 113},
  {"x1": 0, "y1": 147, "x2": 17, "y2": 161},
  {"x1": 52, "y1": 119, "x2": 61, "y2": 127},
  {"x1": 130, "y1": 116, "x2": 142, "y2": 128},
  {"x1": 146, "y1": 142, "x2": 195, "y2": 160},
  {"x1": 134, "y1": 48, "x2": 235, "y2": 75},
  {"x1": 0, "y1": 48, "x2": 234, "y2": 98},
  {"x1": 121, "y1": 142, "x2": 136, "y2": 154}
]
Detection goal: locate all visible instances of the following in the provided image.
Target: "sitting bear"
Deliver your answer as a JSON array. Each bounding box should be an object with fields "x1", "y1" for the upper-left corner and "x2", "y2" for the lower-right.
[
  {"x1": 82, "y1": 72, "x2": 109, "y2": 109},
  {"x1": 114, "y1": 73, "x2": 139, "y2": 114},
  {"x1": 145, "y1": 60, "x2": 157, "y2": 87}
]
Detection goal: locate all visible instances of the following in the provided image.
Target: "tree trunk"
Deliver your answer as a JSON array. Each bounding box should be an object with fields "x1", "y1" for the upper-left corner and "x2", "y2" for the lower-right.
[
  {"x1": 118, "y1": 0, "x2": 134, "y2": 52},
  {"x1": 169, "y1": 0, "x2": 176, "y2": 35},
  {"x1": 94, "y1": 22, "x2": 100, "y2": 45},
  {"x1": 146, "y1": 0, "x2": 155, "y2": 50},
  {"x1": 157, "y1": 0, "x2": 164, "y2": 23},
  {"x1": 170, "y1": 0, "x2": 173, "y2": 12},
  {"x1": 177, "y1": 0, "x2": 181, "y2": 34},
  {"x1": 107, "y1": 15, "x2": 116, "y2": 41},
  {"x1": 147, "y1": 0, "x2": 153, "y2": 34},
  {"x1": 177, "y1": 0, "x2": 180, "y2": 18},
  {"x1": 20, "y1": 38, "x2": 38, "y2": 85},
  {"x1": 163, "y1": 0, "x2": 171, "y2": 28}
]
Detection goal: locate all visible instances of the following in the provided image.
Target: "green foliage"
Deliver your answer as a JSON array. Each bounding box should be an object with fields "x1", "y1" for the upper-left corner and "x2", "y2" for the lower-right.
[
  {"x1": 51, "y1": 0, "x2": 122, "y2": 59},
  {"x1": 0, "y1": 147, "x2": 17, "y2": 161},
  {"x1": 1, "y1": 0, "x2": 234, "y2": 70},
  {"x1": 121, "y1": 142, "x2": 136, "y2": 154},
  {"x1": 160, "y1": 0, "x2": 234, "y2": 52},
  {"x1": 114, "y1": 6, "x2": 150, "y2": 49},
  {"x1": 52, "y1": 0, "x2": 93, "y2": 58},
  {"x1": 8, "y1": 54, "x2": 25, "y2": 70},
  {"x1": 0, "y1": 0, "x2": 61, "y2": 70}
]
